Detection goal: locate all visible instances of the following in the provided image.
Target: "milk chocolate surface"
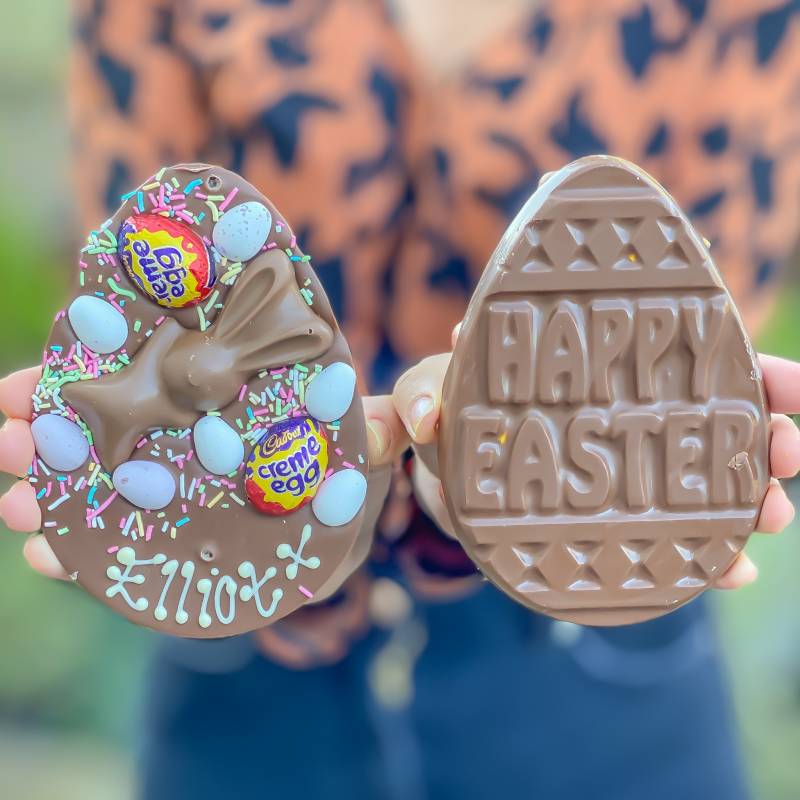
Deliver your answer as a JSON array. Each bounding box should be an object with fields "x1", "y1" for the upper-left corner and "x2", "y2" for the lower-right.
[
  {"x1": 32, "y1": 165, "x2": 368, "y2": 637},
  {"x1": 439, "y1": 156, "x2": 770, "y2": 626}
]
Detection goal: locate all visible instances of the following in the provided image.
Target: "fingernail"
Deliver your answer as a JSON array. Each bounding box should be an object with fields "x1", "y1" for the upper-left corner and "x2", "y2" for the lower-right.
[
  {"x1": 408, "y1": 395, "x2": 434, "y2": 438},
  {"x1": 366, "y1": 418, "x2": 391, "y2": 460}
]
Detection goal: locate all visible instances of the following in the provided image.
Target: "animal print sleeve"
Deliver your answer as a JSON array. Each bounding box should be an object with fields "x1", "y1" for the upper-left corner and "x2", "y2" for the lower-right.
[{"x1": 69, "y1": 0, "x2": 210, "y2": 233}]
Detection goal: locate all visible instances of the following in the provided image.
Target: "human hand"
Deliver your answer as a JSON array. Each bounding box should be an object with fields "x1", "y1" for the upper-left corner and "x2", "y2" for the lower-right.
[
  {"x1": 0, "y1": 366, "x2": 64, "y2": 577},
  {"x1": 392, "y1": 327, "x2": 800, "y2": 591},
  {"x1": 0, "y1": 365, "x2": 410, "y2": 587}
]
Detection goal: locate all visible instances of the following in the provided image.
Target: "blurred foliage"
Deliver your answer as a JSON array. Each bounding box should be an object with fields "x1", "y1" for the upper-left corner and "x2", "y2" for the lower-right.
[
  {"x1": 0, "y1": 5, "x2": 144, "y2": 798},
  {"x1": 0, "y1": 4, "x2": 798, "y2": 800}
]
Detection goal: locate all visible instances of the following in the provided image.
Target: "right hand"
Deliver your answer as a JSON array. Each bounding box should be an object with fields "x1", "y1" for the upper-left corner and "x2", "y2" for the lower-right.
[
  {"x1": 392, "y1": 327, "x2": 800, "y2": 593},
  {"x1": 0, "y1": 366, "x2": 68, "y2": 579}
]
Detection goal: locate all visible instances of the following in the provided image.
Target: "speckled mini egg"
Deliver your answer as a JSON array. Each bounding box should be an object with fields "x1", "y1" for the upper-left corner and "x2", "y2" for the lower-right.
[
  {"x1": 193, "y1": 416, "x2": 245, "y2": 476},
  {"x1": 67, "y1": 296, "x2": 128, "y2": 354},
  {"x1": 212, "y1": 201, "x2": 272, "y2": 262},
  {"x1": 31, "y1": 414, "x2": 90, "y2": 472},
  {"x1": 312, "y1": 469, "x2": 368, "y2": 527},
  {"x1": 112, "y1": 461, "x2": 176, "y2": 510},
  {"x1": 305, "y1": 362, "x2": 357, "y2": 422}
]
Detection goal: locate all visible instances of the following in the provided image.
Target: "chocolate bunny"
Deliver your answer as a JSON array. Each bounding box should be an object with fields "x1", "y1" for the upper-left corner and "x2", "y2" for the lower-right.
[{"x1": 63, "y1": 247, "x2": 334, "y2": 470}]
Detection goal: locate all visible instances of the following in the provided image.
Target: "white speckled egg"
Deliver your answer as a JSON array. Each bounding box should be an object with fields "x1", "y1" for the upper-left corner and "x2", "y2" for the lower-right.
[
  {"x1": 31, "y1": 414, "x2": 90, "y2": 472},
  {"x1": 305, "y1": 362, "x2": 356, "y2": 422},
  {"x1": 113, "y1": 461, "x2": 176, "y2": 510},
  {"x1": 212, "y1": 201, "x2": 272, "y2": 261},
  {"x1": 67, "y1": 295, "x2": 128, "y2": 354},
  {"x1": 312, "y1": 469, "x2": 367, "y2": 527},
  {"x1": 193, "y1": 415, "x2": 245, "y2": 475}
]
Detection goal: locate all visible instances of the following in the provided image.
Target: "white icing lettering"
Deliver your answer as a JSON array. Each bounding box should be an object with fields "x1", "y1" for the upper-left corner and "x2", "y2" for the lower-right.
[
  {"x1": 237, "y1": 562, "x2": 283, "y2": 619},
  {"x1": 106, "y1": 547, "x2": 167, "y2": 611},
  {"x1": 214, "y1": 575, "x2": 237, "y2": 624}
]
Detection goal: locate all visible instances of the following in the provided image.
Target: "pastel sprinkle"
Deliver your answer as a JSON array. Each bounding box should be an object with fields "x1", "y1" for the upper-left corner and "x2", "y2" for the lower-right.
[
  {"x1": 106, "y1": 278, "x2": 136, "y2": 301},
  {"x1": 207, "y1": 491, "x2": 225, "y2": 509},
  {"x1": 47, "y1": 494, "x2": 71, "y2": 511}
]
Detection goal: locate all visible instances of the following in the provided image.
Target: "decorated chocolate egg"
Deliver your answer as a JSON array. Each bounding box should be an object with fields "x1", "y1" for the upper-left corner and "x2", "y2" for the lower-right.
[
  {"x1": 31, "y1": 164, "x2": 369, "y2": 638},
  {"x1": 245, "y1": 417, "x2": 328, "y2": 515},
  {"x1": 118, "y1": 214, "x2": 215, "y2": 308}
]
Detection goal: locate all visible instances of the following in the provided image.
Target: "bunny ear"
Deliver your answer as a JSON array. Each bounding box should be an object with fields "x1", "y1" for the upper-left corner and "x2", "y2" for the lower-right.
[{"x1": 211, "y1": 248, "x2": 334, "y2": 373}]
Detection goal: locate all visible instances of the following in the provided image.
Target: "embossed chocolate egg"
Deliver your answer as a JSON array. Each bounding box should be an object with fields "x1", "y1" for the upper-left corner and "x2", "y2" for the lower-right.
[
  {"x1": 244, "y1": 417, "x2": 328, "y2": 515},
  {"x1": 119, "y1": 213, "x2": 215, "y2": 308},
  {"x1": 439, "y1": 155, "x2": 770, "y2": 626},
  {"x1": 32, "y1": 164, "x2": 368, "y2": 637}
]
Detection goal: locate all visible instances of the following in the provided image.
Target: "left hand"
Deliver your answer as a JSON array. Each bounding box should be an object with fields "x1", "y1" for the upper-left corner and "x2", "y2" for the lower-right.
[
  {"x1": 0, "y1": 367, "x2": 410, "y2": 668},
  {"x1": 393, "y1": 328, "x2": 800, "y2": 592}
]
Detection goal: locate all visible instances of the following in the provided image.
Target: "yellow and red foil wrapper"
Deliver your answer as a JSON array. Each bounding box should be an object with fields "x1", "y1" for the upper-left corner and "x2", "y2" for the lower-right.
[
  {"x1": 245, "y1": 417, "x2": 328, "y2": 515},
  {"x1": 119, "y1": 214, "x2": 215, "y2": 308}
]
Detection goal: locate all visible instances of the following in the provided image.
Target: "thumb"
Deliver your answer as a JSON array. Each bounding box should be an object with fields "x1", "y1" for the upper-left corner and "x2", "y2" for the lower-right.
[{"x1": 362, "y1": 394, "x2": 411, "y2": 468}]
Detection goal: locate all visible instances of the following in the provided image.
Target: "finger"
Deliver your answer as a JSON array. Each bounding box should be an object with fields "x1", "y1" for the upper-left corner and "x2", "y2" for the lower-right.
[
  {"x1": 362, "y1": 395, "x2": 411, "y2": 467},
  {"x1": 0, "y1": 419, "x2": 35, "y2": 477},
  {"x1": 450, "y1": 322, "x2": 462, "y2": 350},
  {"x1": 22, "y1": 534, "x2": 69, "y2": 580},
  {"x1": 756, "y1": 479, "x2": 795, "y2": 533},
  {"x1": 759, "y1": 354, "x2": 800, "y2": 415},
  {"x1": 412, "y1": 457, "x2": 455, "y2": 537},
  {"x1": 770, "y1": 413, "x2": 800, "y2": 479},
  {"x1": 0, "y1": 366, "x2": 41, "y2": 421},
  {"x1": 0, "y1": 480, "x2": 41, "y2": 532},
  {"x1": 716, "y1": 552, "x2": 758, "y2": 590},
  {"x1": 392, "y1": 353, "x2": 450, "y2": 444}
]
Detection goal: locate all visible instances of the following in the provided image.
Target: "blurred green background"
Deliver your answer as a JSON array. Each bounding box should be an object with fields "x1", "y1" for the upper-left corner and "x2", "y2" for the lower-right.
[{"x1": 0, "y1": 4, "x2": 799, "y2": 799}]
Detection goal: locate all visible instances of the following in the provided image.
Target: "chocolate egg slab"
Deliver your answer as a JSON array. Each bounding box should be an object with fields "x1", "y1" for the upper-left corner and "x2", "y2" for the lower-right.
[
  {"x1": 31, "y1": 164, "x2": 369, "y2": 637},
  {"x1": 439, "y1": 155, "x2": 770, "y2": 626}
]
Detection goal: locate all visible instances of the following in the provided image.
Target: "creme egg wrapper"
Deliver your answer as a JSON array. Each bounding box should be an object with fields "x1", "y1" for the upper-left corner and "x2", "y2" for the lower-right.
[
  {"x1": 245, "y1": 417, "x2": 328, "y2": 515},
  {"x1": 31, "y1": 164, "x2": 369, "y2": 638},
  {"x1": 118, "y1": 213, "x2": 216, "y2": 308},
  {"x1": 438, "y1": 155, "x2": 770, "y2": 627}
]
